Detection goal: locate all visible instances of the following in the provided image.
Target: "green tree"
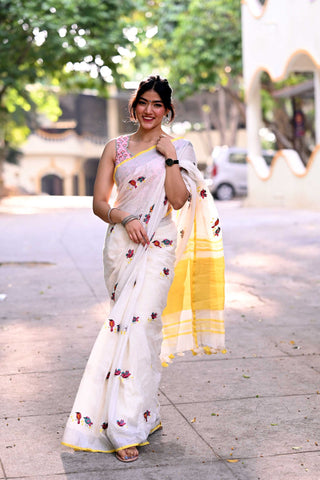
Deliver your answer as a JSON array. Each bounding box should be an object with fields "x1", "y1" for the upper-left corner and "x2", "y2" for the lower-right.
[
  {"x1": 0, "y1": 0, "x2": 135, "y2": 195},
  {"x1": 133, "y1": 0, "x2": 244, "y2": 152},
  {"x1": 133, "y1": 0, "x2": 314, "y2": 162}
]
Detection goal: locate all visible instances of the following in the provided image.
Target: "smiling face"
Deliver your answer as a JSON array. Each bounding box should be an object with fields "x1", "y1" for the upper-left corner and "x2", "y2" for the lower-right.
[{"x1": 134, "y1": 89, "x2": 167, "y2": 131}]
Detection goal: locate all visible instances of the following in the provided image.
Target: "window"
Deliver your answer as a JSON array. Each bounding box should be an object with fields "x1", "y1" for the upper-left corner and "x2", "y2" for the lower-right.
[{"x1": 229, "y1": 153, "x2": 247, "y2": 164}]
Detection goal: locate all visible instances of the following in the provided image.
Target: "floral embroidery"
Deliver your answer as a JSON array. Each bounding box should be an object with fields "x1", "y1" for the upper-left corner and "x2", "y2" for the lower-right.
[
  {"x1": 115, "y1": 368, "x2": 121, "y2": 376},
  {"x1": 106, "y1": 371, "x2": 111, "y2": 380},
  {"x1": 126, "y1": 249, "x2": 134, "y2": 259},
  {"x1": 76, "y1": 412, "x2": 82, "y2": 424},
  {"x1": 115, "y1": 136, "x2": 131, "y2": 166},
  {"x1": 109, "y1": 319, "x2": 115, "y2": 332},
  {"x1": 211, "y1": 218, "x2": 221, "y2": 236},
  {"x1": 143, "y1": 410, "x2": 151, "y2": 422},
  {"x1": 84, "y1": 416, "x2": 93, "y2": 427},
  {"x1": 149, "y1": 204, "x2": 155, "y2": 212},
  {"x1": 132, "y1": 316, "x2": 139, "y2": 323},
  {"x1": 152, "y1": 240, "x2": 161, "y2": 248},
  {"x1": 200, "y1": 188, "x2": 207, "y2": 199},
  {"x1": 101, "y1": 422, "x2": 108, "y2": 430},
  {"x1": 137, "y1": 176, "x2": 146, "y2": 183},
  {"x1": 110, "y1": 225, "x2": 115, "y2": 234},
  {"x1": 117, "y1": 419, "x2": 126, "y2": 427},
  {"x1": 164, "y1": 196, "x2": 168, "y2": 205}
]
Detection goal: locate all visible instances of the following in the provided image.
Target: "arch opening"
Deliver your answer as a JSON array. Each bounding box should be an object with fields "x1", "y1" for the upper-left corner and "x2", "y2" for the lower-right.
[
  {"x1": 41, "y1": 174, "x2": 64, "y2": 195},
  {"x1": 84, "y1": 158, "x2": 99, "y2": 196}
]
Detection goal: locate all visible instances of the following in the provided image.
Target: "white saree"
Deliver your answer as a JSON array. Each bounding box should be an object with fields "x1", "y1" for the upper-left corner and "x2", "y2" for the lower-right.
[{"x1": 62, "y1": 136, "x2": 225, "y2": 454}]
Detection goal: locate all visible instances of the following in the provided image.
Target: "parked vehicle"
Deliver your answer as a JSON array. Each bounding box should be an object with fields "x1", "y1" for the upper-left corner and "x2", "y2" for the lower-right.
[{"x1": 205, "y1": 146, "x2": 275, "y2": 200}]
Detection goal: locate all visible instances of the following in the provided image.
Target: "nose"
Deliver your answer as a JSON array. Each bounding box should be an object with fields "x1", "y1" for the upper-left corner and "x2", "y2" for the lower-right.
[{"x1": 145, "y1": 102, "x2": 152, "y2": 113}]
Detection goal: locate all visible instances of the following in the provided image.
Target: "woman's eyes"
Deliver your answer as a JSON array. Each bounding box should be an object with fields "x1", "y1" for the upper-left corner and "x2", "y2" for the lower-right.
[{"x1": 138, "y1": 100, "x2": 163, "y2": 108}]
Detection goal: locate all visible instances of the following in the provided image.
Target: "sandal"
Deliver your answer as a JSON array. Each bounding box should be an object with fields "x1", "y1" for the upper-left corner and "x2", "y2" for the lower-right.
[{"x1": 115, "y1": 450, "x2": 139, "y2": 463}]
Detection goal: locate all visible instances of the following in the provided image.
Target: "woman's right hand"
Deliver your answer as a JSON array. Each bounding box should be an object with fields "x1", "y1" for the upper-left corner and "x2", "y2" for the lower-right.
[{"x1": 125, "y1": 219, "x2": 150, "y2": 246}]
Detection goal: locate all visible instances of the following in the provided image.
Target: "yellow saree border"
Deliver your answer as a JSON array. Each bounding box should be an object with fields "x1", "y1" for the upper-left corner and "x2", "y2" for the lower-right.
[{"x1": 61, "y1": 423, "x2": 162, "y2": 454}]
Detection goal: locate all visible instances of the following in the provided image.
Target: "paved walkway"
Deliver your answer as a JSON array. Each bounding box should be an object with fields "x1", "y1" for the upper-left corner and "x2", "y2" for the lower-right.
[{"x1": 0, "y1": 196, "x2": 319, "y2": 480}]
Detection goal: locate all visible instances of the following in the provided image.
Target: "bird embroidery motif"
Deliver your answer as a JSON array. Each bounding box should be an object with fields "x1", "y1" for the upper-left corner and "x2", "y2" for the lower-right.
[
  {"x1": 162, "y1": 239, "x2": 173, "y2": 246},
  {"x1": 143, "y1": 410, "x2": 151, "y2": 422},
  {"x1": 200, "y1": 189, "x2": 207, "y2": 199},
  {"x1": 84, "y1": 416, "x2": 93, "y2": 427},
  {"x1": 128, "y1": 180, "x2": 137, "y2": 189},
  {"x1": 126, "y1": 249, "x2": 134, "y2": 258}
]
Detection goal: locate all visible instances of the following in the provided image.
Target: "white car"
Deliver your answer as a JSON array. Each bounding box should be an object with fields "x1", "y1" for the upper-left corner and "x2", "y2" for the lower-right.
[{"x1": 205, "y1": 146, "x2": 275, "y2": 200}]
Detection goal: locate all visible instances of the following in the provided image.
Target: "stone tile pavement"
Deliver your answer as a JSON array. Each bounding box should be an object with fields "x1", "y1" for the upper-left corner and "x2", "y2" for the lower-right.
[{"x1": 0, "y1": 195, "x2": 319, "y2": 479}]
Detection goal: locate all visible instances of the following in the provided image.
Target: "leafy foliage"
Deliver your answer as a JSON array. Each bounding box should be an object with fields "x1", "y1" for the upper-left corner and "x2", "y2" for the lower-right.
[
  {"x1": 0, "y1": 0, "x2": 136, "y2": 191},
  {"x1": 133, "y1": 0, "x2": 242, "y2": 98}
]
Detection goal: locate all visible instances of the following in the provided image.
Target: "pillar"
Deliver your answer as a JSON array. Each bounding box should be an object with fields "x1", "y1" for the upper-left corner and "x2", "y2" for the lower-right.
[
  {"x1": 246, "y1": 74, "x2": 262, "y2": 157},
  {"x1": 78, "y1": 160, "x2": 86, "y2": 196},
  {"x1": 107, "y1": 85, "x2": 120, "y2": 139}
]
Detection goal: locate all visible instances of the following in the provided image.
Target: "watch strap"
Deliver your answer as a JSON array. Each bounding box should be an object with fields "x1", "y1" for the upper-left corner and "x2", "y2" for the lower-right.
[{"x1": 165, "y1": 158, "x2": 179, "y2": 166}]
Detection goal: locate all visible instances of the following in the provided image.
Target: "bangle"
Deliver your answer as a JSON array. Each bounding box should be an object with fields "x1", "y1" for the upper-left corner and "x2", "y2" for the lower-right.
[
  {"x1": 107, "y1": 207, "x2": 118, "y2": 224},
  {"x1": 121, "y1": 214, "x2": 139, "y2": 227}
]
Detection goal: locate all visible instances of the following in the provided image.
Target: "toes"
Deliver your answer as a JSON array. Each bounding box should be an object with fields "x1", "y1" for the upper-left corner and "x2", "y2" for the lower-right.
[
  {"x1": 116, "y1": 446, "x2": 139, "y2": 461},
  {"x1": 117, "y1": 450, "x2": 127, "y2": 460},
  {"x1": 127, "y1": 447, "x2": 139, "y2": 458}
]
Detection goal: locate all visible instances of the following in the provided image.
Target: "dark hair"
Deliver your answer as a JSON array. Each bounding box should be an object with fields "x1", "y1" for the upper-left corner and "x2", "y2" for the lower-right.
[{"x1": 129, "y1": 75, "x2": 175, "y2": 122}]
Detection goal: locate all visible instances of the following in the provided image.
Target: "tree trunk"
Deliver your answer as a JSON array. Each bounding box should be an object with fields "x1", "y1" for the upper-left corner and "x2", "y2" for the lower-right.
[
  {"x1": 217, "y1": 87, "x2": 227, "y2": 145},
  {"x1": 197, "y1": 93, "x2": 214, "y2": 156},
  {"x1": 228, "y1": 101, "x2": 240, "y2": 146}
]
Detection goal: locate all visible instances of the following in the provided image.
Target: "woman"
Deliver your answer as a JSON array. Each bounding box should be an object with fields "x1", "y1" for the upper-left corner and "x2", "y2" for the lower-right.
[{"x1": 62, "y1": 75, "x2": 225, "y2": 462}]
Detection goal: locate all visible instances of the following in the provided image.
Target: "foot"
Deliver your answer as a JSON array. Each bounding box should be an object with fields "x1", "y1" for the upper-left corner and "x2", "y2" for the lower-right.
[{"x1": 116, "y1": 446, "x2": 139, "y2": 463}]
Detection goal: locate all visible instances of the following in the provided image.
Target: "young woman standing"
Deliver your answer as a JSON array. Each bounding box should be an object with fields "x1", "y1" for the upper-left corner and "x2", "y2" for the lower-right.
[{"x1": 62, "y1": 75, "x2": 225, "y2": 462}]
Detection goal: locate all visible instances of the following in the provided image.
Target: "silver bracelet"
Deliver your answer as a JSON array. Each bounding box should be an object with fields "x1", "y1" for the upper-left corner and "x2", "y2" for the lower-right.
[
  {"x1": 107, "y1": 207, "x2": 118, "y2": 224},
  {"x1": 121, "y1": 215, "x2": 139, "y2": 227}
]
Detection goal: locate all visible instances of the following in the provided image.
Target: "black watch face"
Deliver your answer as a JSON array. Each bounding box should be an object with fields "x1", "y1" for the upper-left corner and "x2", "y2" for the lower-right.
[{"x1": 166, "y1": 159, "x2": 174, "y2": 166}]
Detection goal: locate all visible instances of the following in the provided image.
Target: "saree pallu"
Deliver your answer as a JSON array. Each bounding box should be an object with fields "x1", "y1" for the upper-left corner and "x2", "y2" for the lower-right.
[{"x1": 62, "y1": 138, "x2": 225, "y2": 453}]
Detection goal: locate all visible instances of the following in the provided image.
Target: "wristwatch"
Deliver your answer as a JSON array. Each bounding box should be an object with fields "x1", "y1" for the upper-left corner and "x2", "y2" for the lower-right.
[{"x1": 165, "y1": 158, "x2": 179, "y2": 166}]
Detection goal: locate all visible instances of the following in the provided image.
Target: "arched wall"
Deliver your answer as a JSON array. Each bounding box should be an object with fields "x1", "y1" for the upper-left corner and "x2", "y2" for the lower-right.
[{"x1": 242, "y1": 0, "x2": 320, "y2": 209}]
